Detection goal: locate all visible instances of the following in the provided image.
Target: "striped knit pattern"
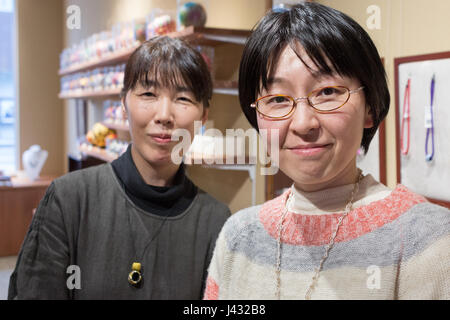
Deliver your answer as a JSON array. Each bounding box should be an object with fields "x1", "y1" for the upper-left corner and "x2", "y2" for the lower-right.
[{"x1": 204, "y1": 185, "x2": 450, "y2": 300}]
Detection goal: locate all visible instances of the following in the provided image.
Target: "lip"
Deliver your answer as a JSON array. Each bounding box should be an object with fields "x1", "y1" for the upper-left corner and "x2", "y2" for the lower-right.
[
  {"x1": 288, "y1": 144, "x2": 331, "y2": 157},
  {"x1": 148, "y1": 133, "x2": 173, "y2": 144}
]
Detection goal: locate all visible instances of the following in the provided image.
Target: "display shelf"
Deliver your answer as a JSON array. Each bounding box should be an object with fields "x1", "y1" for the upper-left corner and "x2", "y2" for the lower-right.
[
  {"x1": 0, "y1": 174, "x2": 58, "y2": 190},
  {"x1": 213, "y1": 80, "x2": 238, "y2": 96},
  {"x1": 78, "y1": 144, "x2": 118, "y2": 162},
  {"x1": 102, "y1": 120, "x2": 129, "y2": 131},
  {"x1": 59, "y1": 27, "x2": 250, "y2": 77},
  {"x1": 59, "y1": 88, "x2": 122, "y2": 99},
  {"x1": 168, "y1": 26, "x2": 251, "y2": 46},
  {"x1": 59, "y1": 45, "x2": 139, "y2": 76},
  {"x1": 59, "y1": 81, "x2": 238, "y2": 99}
]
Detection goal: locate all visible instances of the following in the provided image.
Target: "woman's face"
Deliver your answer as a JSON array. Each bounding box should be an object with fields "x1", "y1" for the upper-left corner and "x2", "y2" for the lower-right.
[
  {"x1": 123, "y1": 81, "x2": 208, "y2": 166},
  {"x1": 257, "y1": 44, "x2": 373, "y2": 191}
]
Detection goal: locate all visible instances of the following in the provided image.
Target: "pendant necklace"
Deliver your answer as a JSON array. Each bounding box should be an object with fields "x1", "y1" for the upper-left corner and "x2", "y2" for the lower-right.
[
  {"x1": 127, "y1": 208, "x2": 172, "y2": 287},
  {"x1": 275, "y1": 170, "x2": 363, "y2": 300}
]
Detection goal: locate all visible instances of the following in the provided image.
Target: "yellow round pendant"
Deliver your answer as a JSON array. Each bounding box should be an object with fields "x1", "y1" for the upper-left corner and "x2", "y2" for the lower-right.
[{"x1": 128, "y1": 262, "x2": 142, "y2": 286}]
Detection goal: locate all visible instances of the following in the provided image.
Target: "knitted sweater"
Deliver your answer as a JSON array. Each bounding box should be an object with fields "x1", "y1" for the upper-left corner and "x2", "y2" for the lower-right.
[{"x1": 204, "y1": 175, "x2": 450, "y2": 299}]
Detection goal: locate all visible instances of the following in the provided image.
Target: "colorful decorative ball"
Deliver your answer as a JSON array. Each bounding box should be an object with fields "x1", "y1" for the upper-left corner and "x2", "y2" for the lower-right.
[
  {"x1": 178, "y1": 2, "x2": 207, "y2": 28},
  {"x1": 147, "y1": 14, "x2": 176, "y2": 38}
]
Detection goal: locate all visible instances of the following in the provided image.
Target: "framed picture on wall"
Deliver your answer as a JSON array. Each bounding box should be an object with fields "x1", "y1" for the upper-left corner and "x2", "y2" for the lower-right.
[{"x1": 394, "y1": 51, "x2": 450, "y2": 209}]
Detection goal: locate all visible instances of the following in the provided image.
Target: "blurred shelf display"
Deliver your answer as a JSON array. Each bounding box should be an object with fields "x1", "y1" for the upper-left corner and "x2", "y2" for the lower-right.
[
  {"x1": 58, "y1": 88, "x2": 122, "y2": 99},
  {"x1": 59, "y1": 18, "x2": 145, "y2": 75},
  {"x1": 79, "y1": 142, "x2": 129, "y2": 163},
  {"x1": 168, "y1": 26, "x2": 251, "y2": 46},
  {"x1": 59, "y1": 80, "x2": 238, "y2": 100},
  {"x1": 79, "y1": 144, "x2": 118, "y2": 162},
  {"x1": 102, "y1": 100, "x2": 127, "y2": 130},
  {"x1": 59, "y1": 23, "x2": 250, "y2": 76},
  {"x1": 59, "y1": 64, "x2": 125, "y2": 98},
  {"x1": 59, "y1": 46, "x2": 138, "y2": 76},
  {"x1": 102, "y1": 121, "x2": 129, "y2": 132}
]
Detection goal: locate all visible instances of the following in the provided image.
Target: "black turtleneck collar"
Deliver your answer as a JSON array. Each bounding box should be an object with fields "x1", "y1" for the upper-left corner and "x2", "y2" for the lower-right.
[{"x1": 111, "y1": 144, "x2": 197, "y2": 217}]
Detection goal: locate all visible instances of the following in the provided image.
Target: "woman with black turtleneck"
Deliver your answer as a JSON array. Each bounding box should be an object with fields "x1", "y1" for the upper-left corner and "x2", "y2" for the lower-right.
[{"x1": 8, "y1": 37, "x2": 231, "y2": 300}]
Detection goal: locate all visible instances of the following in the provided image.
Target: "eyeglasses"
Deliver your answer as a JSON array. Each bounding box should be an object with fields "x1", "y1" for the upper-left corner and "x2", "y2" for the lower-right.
[{"x1": 250, "y1": 86, "x2": 365, "y2": 119}]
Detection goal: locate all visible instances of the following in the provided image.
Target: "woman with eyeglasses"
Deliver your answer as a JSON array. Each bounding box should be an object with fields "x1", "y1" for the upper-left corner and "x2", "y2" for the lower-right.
[{"x1": 204, "y1": 2, "x2": 450, "y2": 300}]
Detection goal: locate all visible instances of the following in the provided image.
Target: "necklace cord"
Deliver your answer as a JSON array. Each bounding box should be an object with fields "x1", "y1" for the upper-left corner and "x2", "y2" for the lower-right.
[
  {"x1": 275, "y1": 171, "x2": 363, "y2": 300},
  {"x1": 126, "y1": 199, "x2": 173, "y2": 285}
]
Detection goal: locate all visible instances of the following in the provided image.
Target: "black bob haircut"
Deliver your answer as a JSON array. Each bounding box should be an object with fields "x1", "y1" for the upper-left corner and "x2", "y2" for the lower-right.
[
  {"x1": 121, "y1": 36, "x2": 212, "y2": 108},
  {"x1": 239, "y1": 2, "x2": 390, "y2": 154}
]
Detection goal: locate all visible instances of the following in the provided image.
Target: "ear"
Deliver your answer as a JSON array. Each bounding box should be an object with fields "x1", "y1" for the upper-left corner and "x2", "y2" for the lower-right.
[
  {"x1": 364, "y1": 105, "x2": 374, "y2": 129},
  {"x1": 201, "y1": 107, "x2": 209, "y2": 125},
  {"x1": 121, "y1": 98, "x2": 128, "y2": 120}
]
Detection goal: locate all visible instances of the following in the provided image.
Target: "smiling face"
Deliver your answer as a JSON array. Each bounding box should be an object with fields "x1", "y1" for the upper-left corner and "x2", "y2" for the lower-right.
[
  {"x1": 257, "y1": 43, "x2": 373, "y2": 192},
  {"x1": 123, "y1": 80, "x2": 208, "y2": 167}
]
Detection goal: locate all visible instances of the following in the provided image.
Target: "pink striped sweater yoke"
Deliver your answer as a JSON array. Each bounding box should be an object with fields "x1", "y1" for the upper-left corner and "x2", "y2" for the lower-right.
[{"x1": 204, "y1": 176, "x2": 450, "y2": 300}]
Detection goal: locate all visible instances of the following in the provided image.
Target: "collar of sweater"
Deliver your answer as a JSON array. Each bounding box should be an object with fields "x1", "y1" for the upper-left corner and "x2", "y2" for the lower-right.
[
  {"x1": 111, "y1": 144, "x2": 196, "y2": 216},
  {"x1": 288, "y1": 173, "x2": 392, "y2": 216},
  {"x1": 259, "y1": 177, "x2": 428, "y2": 246}
]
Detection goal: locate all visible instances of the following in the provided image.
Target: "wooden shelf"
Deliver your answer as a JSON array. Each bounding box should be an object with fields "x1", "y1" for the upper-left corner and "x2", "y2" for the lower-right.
[
  {"x1": 59, "y1": 81, "x2": 238, "y2": 99},
  {"x1": 79, "y1": 144, "x2": 118, "y2": 162},
  {"x1": 59, "y1": 88, "x2": 122, "y2": 99},
  {"x1": 59, "y1": 27, "x2": 250, "y2": 77},
  {"x1": 213, "y1": 80, "x2": 238, "y2": 96},
  {"x1": 59, "y1": 45, "x2": 139, "y2": 76},
  {"x1": 0, "y1": 175, "x2": 58, "y2": 190},
  {"x1": 168, "y1": 26, "x2": 251, "y2": 46}
]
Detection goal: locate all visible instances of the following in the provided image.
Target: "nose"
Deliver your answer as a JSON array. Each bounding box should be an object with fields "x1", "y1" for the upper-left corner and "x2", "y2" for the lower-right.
[
  {"x1": 289, "y1": 98, "x2": 320, "y2": 136},
  {"x1": 154, "y1": 97, "x2": 174, "y2": 126}
]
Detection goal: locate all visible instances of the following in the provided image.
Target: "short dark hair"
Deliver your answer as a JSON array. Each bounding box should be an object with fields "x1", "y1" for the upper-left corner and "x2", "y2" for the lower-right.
[
  {"x1": 239, "y1": 2, "x2": 390, "y2": 154},
  {"x1": 122, "y1": 36, "x2": 213, "y2": 108}
]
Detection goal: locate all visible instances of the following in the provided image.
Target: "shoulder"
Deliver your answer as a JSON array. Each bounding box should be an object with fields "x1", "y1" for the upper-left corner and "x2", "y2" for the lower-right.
[
  {"x1": 402, "y1": 200, "x2": 450, "y2": 236},
  {"x1": 51, "y1": 164, "x2": 115, "y2": 198},
  {"x1": 195, "y1": 188, "x2": 231, "y2": 221},
  {"x1": 391, "y1": 186, "x2": 450, "y2": 256},
  {"x1": 391, "y1": 185, "x2": 450, "y2": 221},
  {"x1": 47, "y1": 164, "x2": 116, "y2": 215},
  {"x1": 220, "y1": 204, "x2": 263, "y2": 244},
  {"x1": 53, "y1": 164, "x2": 111, "y2": 189},
  {"x1": 384, "y1": 185, "x2": 450, "y2": 232}
]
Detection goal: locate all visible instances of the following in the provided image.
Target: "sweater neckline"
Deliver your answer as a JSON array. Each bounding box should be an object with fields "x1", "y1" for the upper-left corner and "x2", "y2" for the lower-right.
[
  {"x1": 111, "y1": 144, "x2": 197, "y2": 217},
  {"x1": 288, "y1": 173, "x2": 393, "y2": 215},
  {"x1": 259, "y1": 183, "x2": 428, "y2": 246}
]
